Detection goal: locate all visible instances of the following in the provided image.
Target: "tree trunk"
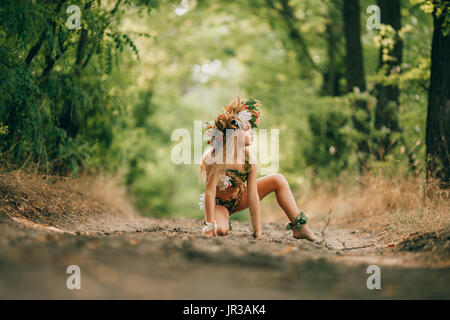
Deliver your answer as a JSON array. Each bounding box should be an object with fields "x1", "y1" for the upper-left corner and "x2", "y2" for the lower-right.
[
  {"x1": 342, "y1": 0, "x2": 369, "y2": 172},
  {"x1": 374, "y1": 0, "x2": 402, "y2": 159},
  {"x1": 324, "y1": 21, "x2": 337, "y2": 95},
  {"x1": 425, "y1": 1, "x2": 450, "y2": 187},
  {"x1": 322, "y1": 3, "x2": 345, "y2": 97},
  {"x1": 342, "y1": 0, "x2": 366, "y2": 92}
]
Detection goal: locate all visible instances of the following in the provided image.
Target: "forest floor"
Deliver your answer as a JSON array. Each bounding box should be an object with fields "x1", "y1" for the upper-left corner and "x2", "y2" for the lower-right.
[{"x1": 0, "y1": 171, "x2": 449, "y2": 299}]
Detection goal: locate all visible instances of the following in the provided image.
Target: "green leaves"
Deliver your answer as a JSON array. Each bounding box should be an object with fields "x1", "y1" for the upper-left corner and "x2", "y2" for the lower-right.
[
  {"x1": 245, "y1": 98, "x2": 260, "y2": 128},
  {"x1": 245, "y1": 98, "x2": 258, "y2": 110},
  {"x1": 286, "y1": 211, "x2": 309, "y2": 230},
  {"x1": 0, "y1": 123, "x2": 8, "y2": 136}
]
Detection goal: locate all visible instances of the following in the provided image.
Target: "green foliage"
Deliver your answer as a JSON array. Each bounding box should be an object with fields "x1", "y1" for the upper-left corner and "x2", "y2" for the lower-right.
[
  {"x1": 0, "y1": 124, "x2": 7, "y2": 136},
  {"x1": 304, "y1": 97, "x2": 353, "y2": 176},
  {"x1": 0, "y1": 0, "x2": 147, "y2": 173},
  {"x1": 413, "y1": 0, "x2": 450, "y2": 35}
]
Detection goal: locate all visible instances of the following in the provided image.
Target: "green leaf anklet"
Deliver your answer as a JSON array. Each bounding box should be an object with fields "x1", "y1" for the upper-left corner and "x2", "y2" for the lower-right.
[{"x1": 286, "y1": 211, "x2": 308, "y2": 231}]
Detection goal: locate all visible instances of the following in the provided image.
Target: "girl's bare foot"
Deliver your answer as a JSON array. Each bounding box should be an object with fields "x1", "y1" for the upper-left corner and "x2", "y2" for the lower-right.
[{"x1": 293, "y1": 224, "x2": 319, "y2": 242}]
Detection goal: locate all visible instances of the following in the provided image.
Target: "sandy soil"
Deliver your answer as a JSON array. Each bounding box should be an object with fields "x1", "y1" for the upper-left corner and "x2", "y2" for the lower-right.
[
  {"x1": 0, "y1": 170, "x2": 449, "y2": 299},
  {"x1": 0, "y1": 207, "x2": 449, "y2": 299}
]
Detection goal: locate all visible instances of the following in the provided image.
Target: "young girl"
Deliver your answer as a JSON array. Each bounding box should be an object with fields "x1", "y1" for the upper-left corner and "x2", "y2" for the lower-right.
[{"x1": 198, "y1": 93, "x2": 318, "y2": 242}]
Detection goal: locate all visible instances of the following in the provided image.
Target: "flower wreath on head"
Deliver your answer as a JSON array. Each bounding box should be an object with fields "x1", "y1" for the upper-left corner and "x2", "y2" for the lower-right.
[{"x1": 202, "y1": 96, "x2": 261, "y2": 150}]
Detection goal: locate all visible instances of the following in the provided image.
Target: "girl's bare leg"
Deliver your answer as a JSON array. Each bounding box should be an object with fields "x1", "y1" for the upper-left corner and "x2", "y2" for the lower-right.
[{"x1": 234, "y1": 173, "x2": 319, "y2": 241}]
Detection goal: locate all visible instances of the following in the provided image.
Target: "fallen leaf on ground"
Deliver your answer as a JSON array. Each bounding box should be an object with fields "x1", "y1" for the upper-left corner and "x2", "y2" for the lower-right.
[{"x1": 278, "y1": 246, "x2": 293, "y2": 256}]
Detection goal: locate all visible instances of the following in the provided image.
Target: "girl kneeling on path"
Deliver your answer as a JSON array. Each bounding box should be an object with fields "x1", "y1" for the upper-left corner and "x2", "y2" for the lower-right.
[{"x1": 198, "y1": 93, "x2": 318, "y2": 242}]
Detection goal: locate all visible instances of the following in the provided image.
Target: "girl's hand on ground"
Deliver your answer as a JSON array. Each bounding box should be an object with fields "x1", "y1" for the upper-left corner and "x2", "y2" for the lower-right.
[
  {"x1": 252, "y1": 232, "x2": 263, "y2": 239},
  {"x1": 203, "y1": 229, "x2": 217, "y2": 237}
]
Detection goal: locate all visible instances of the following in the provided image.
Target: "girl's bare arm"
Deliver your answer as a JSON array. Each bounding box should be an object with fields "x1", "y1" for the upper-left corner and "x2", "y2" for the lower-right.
[
  {"x1": 204, "y1": 168, "x2": 218, "y2": 235},
  {"x1": 247, "y1": 163, "x2": 262, "y2": 238}
]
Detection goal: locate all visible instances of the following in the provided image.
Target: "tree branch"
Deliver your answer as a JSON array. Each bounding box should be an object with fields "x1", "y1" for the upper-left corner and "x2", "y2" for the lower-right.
[
  {"x1": 80, "y1": 0, "x2": 123, "y2": 70},
  {"x1": 25, "y1": 0, "x2": 67, "y2": 66},
  {"x1": 266, "y1": 0, "x2": 321, "y2": 72}
]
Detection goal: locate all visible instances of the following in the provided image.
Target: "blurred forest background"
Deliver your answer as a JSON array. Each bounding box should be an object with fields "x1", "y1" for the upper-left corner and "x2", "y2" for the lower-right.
[{"x1": 1, "y1": 0, "x2": 449, "y2": 222}]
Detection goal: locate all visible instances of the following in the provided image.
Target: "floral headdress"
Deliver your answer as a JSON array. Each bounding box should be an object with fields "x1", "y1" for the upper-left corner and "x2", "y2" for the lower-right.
[{"x1": 202, "y1": 94, "x2": 261, "y2": 148}]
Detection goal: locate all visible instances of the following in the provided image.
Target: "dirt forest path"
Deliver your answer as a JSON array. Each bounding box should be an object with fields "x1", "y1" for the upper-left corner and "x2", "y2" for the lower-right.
[{"x1": 1, "y1": 205, "x2": 449, "y2": 299}]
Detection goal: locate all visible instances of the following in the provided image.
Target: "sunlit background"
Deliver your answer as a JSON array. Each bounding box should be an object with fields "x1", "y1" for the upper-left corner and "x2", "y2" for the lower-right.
[{"x1": 0, "y1": 0, "x2": 437, "y2": 222}]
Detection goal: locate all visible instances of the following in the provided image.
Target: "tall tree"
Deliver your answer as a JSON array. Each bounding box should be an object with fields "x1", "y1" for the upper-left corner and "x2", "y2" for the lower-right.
[
  {"x1": 342, "y1": 0, "x2": 366, "y2": 92},
  {"x1": 374, "y1": 0, "x2": 403, "y2": 159},
  {"x1": 264, "y1": 0, "x2": 346, "y2": 95},
  {"x1": 425, "y1": 0, "x2": 450, "y2": 187},
  {"x1": 342, "y1": 0, "x2": 370, "y2": 173},
  {"x1": 322, "y1": 1, "x2": 345, "y2": 96}
]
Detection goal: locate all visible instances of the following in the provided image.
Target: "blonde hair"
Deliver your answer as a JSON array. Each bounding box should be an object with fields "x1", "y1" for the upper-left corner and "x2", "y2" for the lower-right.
[
  {"x1": 198, "y1": 146, "x2": 224, "y2": 183},
  {"x1": 199, "y1": 93, "x2": 250, "y2": 183},
  {"x1": 199, "y1": 132, "x2": 249, "y2": 180}
]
